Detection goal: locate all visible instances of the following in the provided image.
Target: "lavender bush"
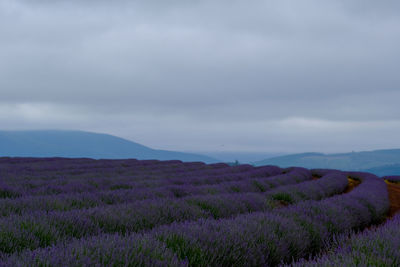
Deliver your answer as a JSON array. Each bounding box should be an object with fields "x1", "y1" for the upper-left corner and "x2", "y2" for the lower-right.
[
  {"x1": 287, "y1": 214, "x2": 400, "y2": 266},
  {"x1": 2, "y1": 233, "x2": 188, "y2": 267}
]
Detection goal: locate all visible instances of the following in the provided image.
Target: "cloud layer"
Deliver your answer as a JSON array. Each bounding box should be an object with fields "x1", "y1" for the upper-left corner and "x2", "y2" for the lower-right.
[{"x1": 1, "y1": 0, "x2": 399, "y2": 153}]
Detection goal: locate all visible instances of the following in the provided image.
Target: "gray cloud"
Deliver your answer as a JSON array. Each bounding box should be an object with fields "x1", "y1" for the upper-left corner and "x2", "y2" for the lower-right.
[{"x1": 0, "y1": 0, "x2": 399, "y2": 153}]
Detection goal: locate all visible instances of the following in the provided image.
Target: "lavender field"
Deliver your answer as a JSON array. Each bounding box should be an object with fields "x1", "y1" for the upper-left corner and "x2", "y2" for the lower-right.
[{"x1": 0, "y1": 157, "x2": 395, "y2": 266}]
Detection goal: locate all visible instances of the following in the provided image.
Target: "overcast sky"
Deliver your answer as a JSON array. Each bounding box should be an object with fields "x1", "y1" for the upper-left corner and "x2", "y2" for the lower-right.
[{"x1": 1, "y1": 0, "x2": 399, "y2": 154}]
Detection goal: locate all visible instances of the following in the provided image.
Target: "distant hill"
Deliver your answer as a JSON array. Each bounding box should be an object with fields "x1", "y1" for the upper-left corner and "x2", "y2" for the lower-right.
[
  {"x1": 201, "y1": 151, "x2": 285, "y2": 163},
  {"x1": 0, "y1": 130, "x2": 218, "y2": 163},
  {"x1": 364, "y1": 164, "x2": 400, "y2": 176},
  {"x1": 253, "y1": 149, "x2": 400, "y2": 175}
]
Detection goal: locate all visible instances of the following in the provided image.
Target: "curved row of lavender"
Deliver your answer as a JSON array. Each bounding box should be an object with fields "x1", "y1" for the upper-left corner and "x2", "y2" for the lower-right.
[
  {"x1": 0, "y1": 168, "x2": 311, "y2": 217},
  {"x1": 0, "y1": 170, "x2": 346, "y2": 256},
  {"x1": 0, "y1": 171, "x2": 387, "y2": 266},
  {"x1": 0, "y1": 158, "x2": 390, "y2": 266},
  {"x1": 0, "y1": 159, "x2": 276, "y2": 197},
  {"x1": 286, "y1": 213, "x2": 400, "y2": 266},
  {"x1": 146, "y1": 172, "x2": 388, "y2": 266}
]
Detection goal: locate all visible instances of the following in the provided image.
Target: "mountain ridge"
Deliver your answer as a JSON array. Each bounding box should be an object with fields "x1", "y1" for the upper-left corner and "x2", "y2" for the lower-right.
[
  {"x1": 0, "y1": 130, "x2": 218, "y2": 163},
  {"x1": 253, "y1": 149, "x2": 400, "y2": 175}
]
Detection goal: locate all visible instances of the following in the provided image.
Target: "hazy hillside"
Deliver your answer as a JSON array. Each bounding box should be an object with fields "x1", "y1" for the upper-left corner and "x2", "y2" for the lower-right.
[
  {"x1": 253, "y1": 149, "x2": 400, "y2": 174},
  {"x1": 0, "y1": 130, "x2": 217, "y2": 163},
  {"x1": 364, "y1": 164, "x2": 400, "y2": 176}
]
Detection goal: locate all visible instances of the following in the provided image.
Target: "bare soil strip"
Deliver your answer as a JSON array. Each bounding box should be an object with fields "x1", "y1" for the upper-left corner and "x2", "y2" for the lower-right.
[
  {"x1": 386, "y1": 181, "x2": 400, "y2": 217},
  {"x1": 344, "y1": 178, "x2": 361, "y2": 193},
  {"x1": 311, "y1": 176, "x2": 320, "y2": 180}
]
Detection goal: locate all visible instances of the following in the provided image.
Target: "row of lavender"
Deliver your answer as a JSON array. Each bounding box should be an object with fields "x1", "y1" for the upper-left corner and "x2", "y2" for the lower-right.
[
  {"x1": 149, "y1": 172, "x2": 388, "y2": 266},
  {"x1": 0, "y1": 171, "x2": 388, "y2": 266},
  {"x1": 288, "y1": 213, "x2": 400, "y2": 266},
  {"x1": 284, "y1": 172, "x2": 400, "y2": 266},
  {"x1": 0, "y1": 165, "x2": 280, "y2": 198},
  {"x1": 0, "y1": 158, "x2": 242, "y2": 184},
  {"x1": 0, "y1": 168, "x2": 311, "y2": 217},
  {"x1": 0, "y1": 171, "x2": 347, "y2": 256},
  {"x1": 0, "y1": 158, "x2": 287, "y2": 197}
]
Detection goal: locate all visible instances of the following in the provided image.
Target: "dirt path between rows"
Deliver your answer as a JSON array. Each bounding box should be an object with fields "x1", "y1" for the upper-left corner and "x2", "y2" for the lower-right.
[
  {"x1": 386, "y1": 181, "x2": 400, "y2": 217},
  {"x1": 345, "y1": 178, "x2": 361, "y2": 193}
]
